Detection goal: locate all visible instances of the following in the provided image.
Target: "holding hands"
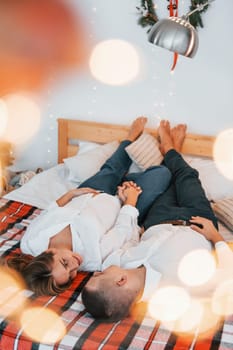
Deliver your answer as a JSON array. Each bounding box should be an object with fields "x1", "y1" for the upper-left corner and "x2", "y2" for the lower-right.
[
  {"x1": 190, "y1": 216, "x2": 224, "y2": 244},
  {"x1": 57, "y1": 182, "x2": 143, "y2": 208},
  {"x1": 117, "y1": 181, "x2": 142, "y2": 207}
]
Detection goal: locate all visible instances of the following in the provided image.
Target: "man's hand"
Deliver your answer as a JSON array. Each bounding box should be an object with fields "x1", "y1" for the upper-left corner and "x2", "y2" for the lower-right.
[
  {"x1": 189, "y1": 216, "x2": 224, "y2": 244},
  {"x1": 117, "y1": 181, "x2": 142, "y2": 207},
  {"x1": 56, "y1": 188, "x2": 100, "y2": 207}
]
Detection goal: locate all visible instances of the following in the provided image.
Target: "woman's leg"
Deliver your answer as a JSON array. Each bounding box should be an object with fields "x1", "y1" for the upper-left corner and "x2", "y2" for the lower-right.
[
  {"x1": 78, "y1": 117, "x2": 147, "y2": 195},
  {"x1": 125, "y1": 165, "x2": 172, "y2": 225},
  {"x1": 78, "y1": 140, "x2": 132, "y2": 194}
]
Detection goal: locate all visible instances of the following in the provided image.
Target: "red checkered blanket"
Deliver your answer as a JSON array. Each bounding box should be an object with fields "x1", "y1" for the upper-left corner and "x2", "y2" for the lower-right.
[{"x1": 0, "y1": 198, "x2": 232, "y2": 350}]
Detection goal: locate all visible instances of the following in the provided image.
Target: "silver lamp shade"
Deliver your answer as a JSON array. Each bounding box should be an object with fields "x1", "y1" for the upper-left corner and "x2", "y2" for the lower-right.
[{"x1": 148, "y1": 17, "x2": 199, "y2": 58}]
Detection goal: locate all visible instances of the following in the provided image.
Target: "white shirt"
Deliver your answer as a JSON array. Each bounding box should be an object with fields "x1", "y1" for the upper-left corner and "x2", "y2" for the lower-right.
[
  {"x1": 102, "y1": 224, "x2": 233, "y2": 301},
  {"x1": 21, "y1": 193, "x2": 140, "y2": 271}
]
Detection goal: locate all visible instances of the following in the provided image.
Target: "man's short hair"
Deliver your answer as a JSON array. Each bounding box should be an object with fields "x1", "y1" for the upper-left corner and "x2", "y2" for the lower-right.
[{"x1": 82, "y1": 283, "x2": 136, "y2": 322}]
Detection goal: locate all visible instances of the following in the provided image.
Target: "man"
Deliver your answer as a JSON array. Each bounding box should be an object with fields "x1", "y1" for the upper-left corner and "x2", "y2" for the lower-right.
[{"x1": 81, "y1": 120, "x2": 231, "y2": 322}]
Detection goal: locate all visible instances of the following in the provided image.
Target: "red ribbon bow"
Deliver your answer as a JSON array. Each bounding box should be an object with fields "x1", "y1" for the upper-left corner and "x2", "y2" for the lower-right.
[{"x1": 169, "y1": 0, "x2": 179, "y2": 71}]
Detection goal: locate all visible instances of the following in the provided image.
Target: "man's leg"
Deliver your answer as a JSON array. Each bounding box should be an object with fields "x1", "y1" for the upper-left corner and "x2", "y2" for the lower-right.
[
  {"x1": 142, "y1": 121, "x2": 218, "y2": 229},
  {"x1": 78, "y1": 117, "x2": 147, "y2": 195},
  {"x1": 164, "y1": 149, "x2": 218, "y2": 226}
]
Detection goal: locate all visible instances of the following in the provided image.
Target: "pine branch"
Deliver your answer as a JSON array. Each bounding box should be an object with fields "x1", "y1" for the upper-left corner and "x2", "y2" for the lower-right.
[
  {"x1": 137, "y1": 0, "x2": 158, "y2": 29},
  {"x1": 189, "y1": 0, "x2": 209, "y2": 28},
  {"x1": 137, "y1": 0, "x2": 210, "y2": 31}
]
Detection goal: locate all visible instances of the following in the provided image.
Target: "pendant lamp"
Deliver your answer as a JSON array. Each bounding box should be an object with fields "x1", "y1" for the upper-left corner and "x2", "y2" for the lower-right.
[{"x1": 148, "y1": 0, "x2": 214, "y2": 58}]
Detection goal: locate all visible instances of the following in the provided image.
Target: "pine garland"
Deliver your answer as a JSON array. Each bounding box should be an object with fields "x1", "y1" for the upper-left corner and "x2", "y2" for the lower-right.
[
  {"x1": 137, "y1": 0, "x2": 210, "y2": 31},
  {"x1": 189, "y1": 0, "x2": 210, "y2": 28},
  {"x1": 136, "y1": 0, "x2": 158, "y2": 28}
]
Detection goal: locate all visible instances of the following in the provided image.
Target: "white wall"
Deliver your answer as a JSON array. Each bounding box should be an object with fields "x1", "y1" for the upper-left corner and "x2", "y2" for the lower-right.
[{"x1": 11, "y1": 0, "x2": 233, "y2": 171}]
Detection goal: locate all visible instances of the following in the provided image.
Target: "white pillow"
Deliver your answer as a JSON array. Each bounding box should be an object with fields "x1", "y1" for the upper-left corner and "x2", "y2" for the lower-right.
[
  {"x1": 77, "y1": 141, "x2": 100, "y2": 154},
  {"x1": 184, "y1": 156, "x2": 233, "y2": 201},
  {"x1": 64, "y1": 141, "x2": 119, "y2": 183},
  {"x1": 125, "y1": 133, "x2": 163, "y2": 171},
  {"x1": 212, "y1": 197, "x2": 233, "y2": 232}
]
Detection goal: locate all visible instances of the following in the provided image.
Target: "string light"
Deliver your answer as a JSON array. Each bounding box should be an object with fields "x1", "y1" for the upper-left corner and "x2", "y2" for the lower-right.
[
  {"x1": 45, "y1": 80, "x2": 56, "y2": 167},
  {"x1": 150, "y1": 33, "x2": 176, "y2": 114}
]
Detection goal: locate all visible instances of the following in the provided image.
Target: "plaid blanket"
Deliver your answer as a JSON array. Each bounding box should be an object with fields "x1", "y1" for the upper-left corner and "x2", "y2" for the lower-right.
[{"x1": 0, "y1": 198, "x2": 233, "y2": 350}]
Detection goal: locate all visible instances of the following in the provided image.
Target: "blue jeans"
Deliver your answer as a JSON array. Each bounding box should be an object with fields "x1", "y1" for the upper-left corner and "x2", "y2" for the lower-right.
[
  {"x1": 79, "y1": 140, "x2": 171, "y2": 224},
  {"x1": 142, "y1": 149, "x2": 218, "y2": 229}
]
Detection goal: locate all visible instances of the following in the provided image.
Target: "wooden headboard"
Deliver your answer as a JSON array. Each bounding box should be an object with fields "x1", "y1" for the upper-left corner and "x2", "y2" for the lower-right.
[{"x1": 57, "y1": 118, "x2": 216, "y2": 163}]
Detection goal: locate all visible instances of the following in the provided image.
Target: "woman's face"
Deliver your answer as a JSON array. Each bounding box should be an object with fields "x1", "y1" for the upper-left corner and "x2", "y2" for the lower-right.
[{"x1": 47, "y1": 248, "x2": 83, "y2": 286}]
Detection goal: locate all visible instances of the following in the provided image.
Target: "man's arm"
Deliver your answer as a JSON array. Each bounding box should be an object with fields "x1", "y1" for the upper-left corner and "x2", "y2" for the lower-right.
[
  {"x1": 189, "y1": 216, "x2": 224, "y2": 244},
  {"x1": 100, "y1": 182, "x2": 142, "y2": 260},
  {"x1": 190, "y1": 216, "x2": 233, "y2": 268}
]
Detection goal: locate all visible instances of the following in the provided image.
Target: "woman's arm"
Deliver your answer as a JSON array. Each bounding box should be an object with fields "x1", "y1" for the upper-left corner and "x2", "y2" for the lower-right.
[{"x1": 56, "y1": 188, "x2": 100, "y2": 207}]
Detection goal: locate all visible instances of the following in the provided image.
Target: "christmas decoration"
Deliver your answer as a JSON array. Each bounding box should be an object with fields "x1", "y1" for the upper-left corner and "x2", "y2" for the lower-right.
[{"x1": 137, "y1": 0, "x2": 210, "y2": 32}]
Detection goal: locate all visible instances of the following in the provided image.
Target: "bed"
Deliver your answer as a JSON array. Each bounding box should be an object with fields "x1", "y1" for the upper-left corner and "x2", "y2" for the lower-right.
[{"x1": 1, "y1": 118, "x2": 233, "y2": 350}]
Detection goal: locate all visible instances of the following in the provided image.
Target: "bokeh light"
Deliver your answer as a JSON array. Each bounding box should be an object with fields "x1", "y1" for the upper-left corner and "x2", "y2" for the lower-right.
[
  {"x1": 0, "y1": 0, "x2": 86, "y2": 93},
  {"x1": 0, "y1": 99, "x2": 8, "y2": 137},
  {"x1": 89, "y1": 39, "x2": 140, "y2": 85},
  {"x1": 213, "y1": 129, "x2": 233, "y2": 180},
  {"x1": 148, "y1": 286, "x2": 191, "y2": 322},
  {"x1": 163, "y1": 299, "x2": 220, "y2": 337},
  {"x1": 3, "y1": 93, "x2": 41, "y2": 145},
  {"x1": 0, "y1": 266, "x2": 27, "y2": 318},
  {"x1": 197, "y1": 301, "x2": 220, "y2": 335},
  {"x1": 20, "y1": 307, "x2": 66, "y2": 344},
  {"x1": 178, "y1": 249, "x2": 216, "y2": 286},
  {"x1": 163, "y1": 299, "x2": 204, "y2": 333},
  {"x1": 211, "y1": 279, "x2": 233, "y2": 316}
]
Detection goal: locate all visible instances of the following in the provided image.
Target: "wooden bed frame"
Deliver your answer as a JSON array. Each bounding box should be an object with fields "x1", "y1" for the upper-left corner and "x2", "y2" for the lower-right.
[{"x1": 57, "y1": 118, "x2": 216, "y2": 163}]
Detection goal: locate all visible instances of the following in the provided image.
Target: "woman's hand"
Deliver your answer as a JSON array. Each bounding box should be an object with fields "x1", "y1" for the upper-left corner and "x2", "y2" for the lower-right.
[
  {"x1": 189, "y1": 216, "x2": 224, "y2": 244},
  {"x1": 56, "y1": 188, "x2": 100, "y2": 207},
  {"x1": 117, "y1": 181, "x2": 142, "y2": 207},
  {"x1": 73, "y1": 187, "x2": 101, "y2": 197}
]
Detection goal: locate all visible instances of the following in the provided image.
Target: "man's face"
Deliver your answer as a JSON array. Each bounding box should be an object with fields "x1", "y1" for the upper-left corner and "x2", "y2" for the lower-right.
[
  {"x1": 85, "y1": 265, "x2": 124, "y2": 290},
  {"x1": 47, "y1": 248, "x2": 83, "y2": 286}
]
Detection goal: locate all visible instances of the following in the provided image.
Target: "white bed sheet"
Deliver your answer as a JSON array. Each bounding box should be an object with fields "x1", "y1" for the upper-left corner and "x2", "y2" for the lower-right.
[{"x1": 4, "y1": 164, "x2": 79, "y2": 209}]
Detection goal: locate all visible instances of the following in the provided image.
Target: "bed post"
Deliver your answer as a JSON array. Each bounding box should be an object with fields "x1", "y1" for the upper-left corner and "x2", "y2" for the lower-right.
[{"x1": 57, "y1": 118, "x2": 68, "y2": 163}]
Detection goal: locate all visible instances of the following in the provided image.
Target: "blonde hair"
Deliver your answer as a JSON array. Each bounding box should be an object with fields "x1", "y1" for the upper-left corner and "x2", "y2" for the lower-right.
[{"x1": 2, "y1": 251, "x2": 72, "y2": 296}]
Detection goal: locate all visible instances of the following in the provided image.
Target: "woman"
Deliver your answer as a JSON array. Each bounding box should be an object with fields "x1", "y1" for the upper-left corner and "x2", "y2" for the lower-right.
[{"x1": 3, "y1": 117, "x2": 171, "y2": 296}]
